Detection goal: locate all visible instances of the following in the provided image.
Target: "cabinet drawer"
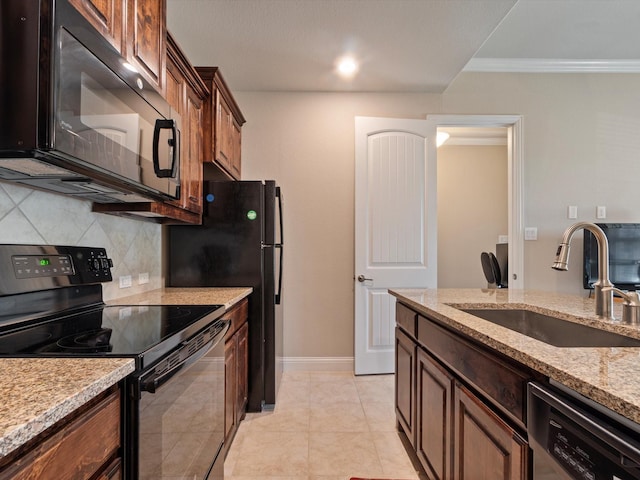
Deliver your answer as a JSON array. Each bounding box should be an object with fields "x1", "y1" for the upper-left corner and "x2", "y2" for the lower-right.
[
  {"x1": 396, "y1": 302, "x2": 417, "y2": 337},
  {"x1": 224, "y1": 298, "x2": 249, "y2": 340},
  {"x1": 417, "y1": 315, "x2": 534, "y2": 427},
  {"x1": 0, "y1": 389, "x2": 120, "y2": 480}
]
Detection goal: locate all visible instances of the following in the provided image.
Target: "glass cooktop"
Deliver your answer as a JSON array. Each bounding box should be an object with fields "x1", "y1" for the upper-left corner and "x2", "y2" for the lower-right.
[{"x1": 0, "y1": 304, "x2": 225, "y2": 368}]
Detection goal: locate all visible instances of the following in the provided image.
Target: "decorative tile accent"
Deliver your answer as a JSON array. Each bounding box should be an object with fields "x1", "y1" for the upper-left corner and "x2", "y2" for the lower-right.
[{"x1": 0, "y1": 182, "x2": 162, "y2": 301}]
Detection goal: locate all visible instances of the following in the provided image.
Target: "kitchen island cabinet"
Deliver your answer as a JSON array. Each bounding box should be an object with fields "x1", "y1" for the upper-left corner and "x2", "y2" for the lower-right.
[
  {"x1": 396, "y1": 301, "x2": 534, "y2": 479},
  {"x1": 392, "y1": 288, "x2": 640, "y2": 480}
]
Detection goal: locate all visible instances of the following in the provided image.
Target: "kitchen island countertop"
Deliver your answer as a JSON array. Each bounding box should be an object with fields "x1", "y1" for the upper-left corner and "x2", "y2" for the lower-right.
[{"x1": 390, "y1": 288, "x2": 640, "y2": 424}]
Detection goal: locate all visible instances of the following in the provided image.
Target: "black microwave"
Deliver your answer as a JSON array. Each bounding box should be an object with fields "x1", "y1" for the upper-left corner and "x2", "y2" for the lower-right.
[{"x1": 0, "y1": 0, "x2": 180, "y2": 203}]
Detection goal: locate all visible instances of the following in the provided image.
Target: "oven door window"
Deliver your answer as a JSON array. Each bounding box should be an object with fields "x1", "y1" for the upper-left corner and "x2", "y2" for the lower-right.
[
  {"x1": 137, "y1": 344, "x2": 224, "y2": 479},
  {"x1": 55, "y1": 28, "x2": 179, "y2": 198}
]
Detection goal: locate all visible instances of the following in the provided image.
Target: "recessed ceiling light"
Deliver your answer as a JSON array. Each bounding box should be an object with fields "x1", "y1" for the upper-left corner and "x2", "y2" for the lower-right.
[{"x1": 336, "y1": 56, "x2": 359, "y2": 78}]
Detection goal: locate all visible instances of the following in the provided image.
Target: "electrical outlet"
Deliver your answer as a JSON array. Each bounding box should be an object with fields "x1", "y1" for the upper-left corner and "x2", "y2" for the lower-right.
[
  {"x1": 498, "y1": 235, "x2": 508, "y2": 244},
  {"x1": 138, "y1": 272, "x2": 149, "y2": 285},
  {"x1": 119, "y1": 275, "x2": 132, "y2": 288}
]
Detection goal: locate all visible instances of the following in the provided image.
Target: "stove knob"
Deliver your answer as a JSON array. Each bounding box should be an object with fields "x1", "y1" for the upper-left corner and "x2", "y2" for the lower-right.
[{"x1": 89, "y1": 258, "x2": 101, "y2": 271}]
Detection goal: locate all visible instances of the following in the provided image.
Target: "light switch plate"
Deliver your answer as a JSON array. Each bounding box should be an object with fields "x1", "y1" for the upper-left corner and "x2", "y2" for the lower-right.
[
  {"x1": 138, "y1": 272, "x2": 149, "y2": 285},
  {"x1": 524, "y1": 227, "x2": 538, "y2": 241},
  {"x1": 596, "y1": 206, "x2": 607, "y2": 219},
  {"x1": 568, "y1": 205, "x2": 578, "y2": 219}
]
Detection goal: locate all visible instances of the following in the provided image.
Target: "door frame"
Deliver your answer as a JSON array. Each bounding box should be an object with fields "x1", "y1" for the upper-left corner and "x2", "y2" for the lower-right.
[{"x1": 427, "y1": 115, "x2": 524, "y2": 289}]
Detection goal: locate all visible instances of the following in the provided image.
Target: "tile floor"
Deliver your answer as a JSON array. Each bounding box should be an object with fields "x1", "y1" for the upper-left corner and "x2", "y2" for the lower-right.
[{"x1": 224, "y1": 371, "x2": 421, "y2": 480}]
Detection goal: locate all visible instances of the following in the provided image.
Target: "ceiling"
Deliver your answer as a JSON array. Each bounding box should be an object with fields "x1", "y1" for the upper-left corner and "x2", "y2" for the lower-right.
[{"x1": 166, "y1": 0, "x2": 640, "y2": 93}]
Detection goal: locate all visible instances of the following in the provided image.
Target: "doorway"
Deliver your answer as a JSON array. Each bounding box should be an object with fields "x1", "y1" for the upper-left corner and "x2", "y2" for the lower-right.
[
  {"x1": 437, "y1": 126, "x2": 508, "y2": 287},
  {"x1": 427, "y1": 115, "x2": 524, "y2": 289}
]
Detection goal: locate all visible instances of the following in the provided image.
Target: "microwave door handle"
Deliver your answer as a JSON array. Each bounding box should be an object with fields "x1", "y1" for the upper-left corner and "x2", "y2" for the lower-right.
[{"x1": 153, "y1": 119, "x2": 179, "y2": 178}]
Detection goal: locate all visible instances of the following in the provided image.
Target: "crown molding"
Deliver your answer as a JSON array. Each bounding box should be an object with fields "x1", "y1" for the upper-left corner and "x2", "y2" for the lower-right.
[{"x1": 463, "y1": 58, "x2": 640, "y2": 73}]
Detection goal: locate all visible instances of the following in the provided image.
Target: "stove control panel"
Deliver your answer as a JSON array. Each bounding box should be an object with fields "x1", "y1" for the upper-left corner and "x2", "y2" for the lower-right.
[{"x1": 12, "y1": 254, "x2": 74, "y2": 279}]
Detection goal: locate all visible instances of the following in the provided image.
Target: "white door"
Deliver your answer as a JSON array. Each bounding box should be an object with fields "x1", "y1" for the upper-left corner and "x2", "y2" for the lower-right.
[{"x1": 354, "y1": 116, "x2": 437, "y2": 375}]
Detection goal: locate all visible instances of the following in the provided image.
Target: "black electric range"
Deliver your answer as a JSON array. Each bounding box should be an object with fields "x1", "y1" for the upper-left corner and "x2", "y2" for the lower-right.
[
  {"x1": 0, "y1": 244, "x2": 230, "y2": 480},
  {"x1": 0, "y1": 244, "x2": 225, "y2": 370}
]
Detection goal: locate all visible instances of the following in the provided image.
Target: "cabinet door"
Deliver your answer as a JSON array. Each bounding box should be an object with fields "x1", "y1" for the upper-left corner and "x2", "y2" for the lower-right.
[
  {"x1": 0, "y1": 390, "x2": 120, "y2": 480},
  {"x1": 453, "y1": 383, "x2": 528, "y2": 480},
  {"x1": 215, "y1": 93, "x2": 234, "y2": 172},
  {"x1": 125, "y1": 0, "x2": 166, "y2": 92},
  {"x1": 236, "y1": 321, "x2": 249, "y2": 418},
  {"x1": 69, "y1": 0, "x2": 124, "y2": 53},
  {"x1": 416, "y1": 348, "x2": 454, "y2": 480},
  {"x1": 184, "y1": 89, "x2": 203, "y2": 214},
  {"x1": 395, "y1": 327, "x2": 415, "y2": 445},
  {"x1": 224, "y1": 337, "x2": 238, "y2": 441},
  {"x1": 96, "y1": 457, "x2": 122, "y2": 480},
  {"x1": 230, "y1": 117, "x2": 242, "y2": 179}
]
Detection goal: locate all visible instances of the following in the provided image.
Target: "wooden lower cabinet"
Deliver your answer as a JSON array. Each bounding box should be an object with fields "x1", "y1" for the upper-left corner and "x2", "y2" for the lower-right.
[
  {"x1": 395, "y1": 302, "x2": 531, "y2": 480},
  {"x1": 416, "y1": 348, "x2": 453, "y2": 480},
  {"x1": 454, "y1": 383, "x2": 528, "y2": 480},
  {"x1": 395, "y1": 327, "x2": 416, "y2": 445},
  {"x1": 0, "y1": 387, "x2": 121, "y2": 480},
  {"x1": 224, "y1": 299, "x2": 249, "y2": 445}
]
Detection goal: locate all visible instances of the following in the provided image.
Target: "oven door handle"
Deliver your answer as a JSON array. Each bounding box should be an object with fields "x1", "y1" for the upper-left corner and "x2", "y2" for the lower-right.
[{"x1": 141, "y1": 320, "x2": 229, "y2": 394}]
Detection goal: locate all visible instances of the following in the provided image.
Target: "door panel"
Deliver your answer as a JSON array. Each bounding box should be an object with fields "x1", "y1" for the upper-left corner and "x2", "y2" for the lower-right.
[{"x1": 355, "y1": 116, "x2": 436, "y2": 374}]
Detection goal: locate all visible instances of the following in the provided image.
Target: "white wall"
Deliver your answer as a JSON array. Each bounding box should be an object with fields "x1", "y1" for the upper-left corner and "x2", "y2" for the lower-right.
[
  {"x1": 443, "y1": 72, "x2": 640, "y2": 294},
  {"x1": 437, "y1": 144, "x2": 508, "y2": 288},
  {"x1": 235, "y1": 92, "x2": 441, "y2": 358}
]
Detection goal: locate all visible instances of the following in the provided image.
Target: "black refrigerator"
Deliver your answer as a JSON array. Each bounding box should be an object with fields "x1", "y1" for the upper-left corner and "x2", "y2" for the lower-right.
[{"x1": 167, "y1": 180, "x2": 283, "y2": 411}]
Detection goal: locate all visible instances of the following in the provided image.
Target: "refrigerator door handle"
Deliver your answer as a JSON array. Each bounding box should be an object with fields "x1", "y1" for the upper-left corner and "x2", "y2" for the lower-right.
[
  {"x1": 275, "y1": 186, "x2": 284, "y2": 305},
  {"x1": 275, "y1": 244, "x2": 283, "y2": 305},
  {"x1": 276, "y1": 186, "x2": 283, "y2": 246}
]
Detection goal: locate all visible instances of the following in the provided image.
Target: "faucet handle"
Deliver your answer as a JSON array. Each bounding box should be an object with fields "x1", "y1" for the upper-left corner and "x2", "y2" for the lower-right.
[{"x1": 607, "y1": 287, "x2": 640, "y2": 324}]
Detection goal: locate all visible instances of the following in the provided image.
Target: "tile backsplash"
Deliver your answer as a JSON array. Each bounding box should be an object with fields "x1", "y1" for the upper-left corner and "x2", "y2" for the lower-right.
[{"x1": 0, "y1": 183, "x2": 162, "y2": 301}]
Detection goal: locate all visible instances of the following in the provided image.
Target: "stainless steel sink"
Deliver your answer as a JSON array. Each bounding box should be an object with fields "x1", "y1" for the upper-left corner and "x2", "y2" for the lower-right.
[{"x1": 460, "y1": 308, "x2": 640, "y2": 347}]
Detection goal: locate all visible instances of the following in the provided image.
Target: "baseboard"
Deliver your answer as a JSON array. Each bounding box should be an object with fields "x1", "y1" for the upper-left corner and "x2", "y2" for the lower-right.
[{"x1": 282, "y1": 356, "x2": 354, "y2": 372}]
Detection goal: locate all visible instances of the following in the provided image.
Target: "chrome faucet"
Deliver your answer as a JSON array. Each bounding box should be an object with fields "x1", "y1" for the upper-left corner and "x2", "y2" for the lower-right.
[
  {"x1": 552, "y1": 221, "x2": 640, "y2": 323},
  {"x1": 552, "y1": 222, "x2": 614, "y2": 319}
]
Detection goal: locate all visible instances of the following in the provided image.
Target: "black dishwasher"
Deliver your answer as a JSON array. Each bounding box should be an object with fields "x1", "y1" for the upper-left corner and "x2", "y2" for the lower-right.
[{"x1": 528, "y1": 381, "x2": 640, "y2": 479}]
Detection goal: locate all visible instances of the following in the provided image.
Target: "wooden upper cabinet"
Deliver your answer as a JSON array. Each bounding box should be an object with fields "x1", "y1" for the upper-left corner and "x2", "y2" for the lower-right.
[
  {"x1": 165, "y1": 34, "x2": 207, "y2": 216},
  {"x1": 196, "y1": 67, "x2": 246, "y2": 180},
  {"x1": 68, "y1": 0, "x2": 124, "y2": 53},
  {"x1": 125, "y1": 0, "x2": 166, "y2": 93}
]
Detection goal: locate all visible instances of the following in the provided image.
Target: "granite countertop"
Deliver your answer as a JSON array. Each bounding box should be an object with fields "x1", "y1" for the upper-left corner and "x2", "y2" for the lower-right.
[
  {"x1": 109, "y1": 286, "x2": 252, "y2": 309},
  {"x1": 0, "y1": 287, "x2": 250, "y2": 461},
  {"x1": 390, "y1": 288, "x2": 640, "y2": 424},
  {"x1": 0, "y1": 358, "x2": 134, "y2": 458}
]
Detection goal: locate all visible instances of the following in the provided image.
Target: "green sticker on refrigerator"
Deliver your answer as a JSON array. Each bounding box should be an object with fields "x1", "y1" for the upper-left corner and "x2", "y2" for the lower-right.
[{"x1": 247, "y1": 210, "x2": 257, "y2": 220}]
